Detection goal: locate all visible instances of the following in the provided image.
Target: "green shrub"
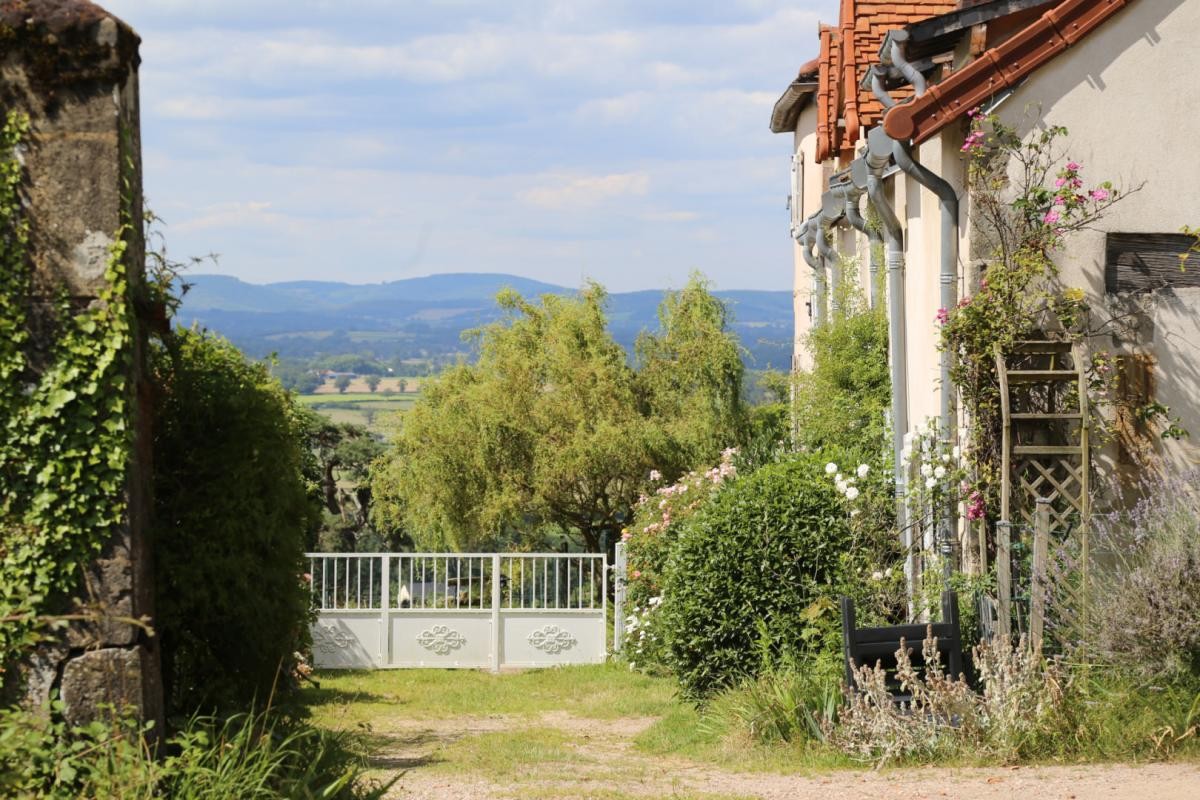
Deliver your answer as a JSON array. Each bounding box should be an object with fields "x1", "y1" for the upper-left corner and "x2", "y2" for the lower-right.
[
  {"x1": 792, "y1": 276, "x2": 890, "y2": 464},
  {"x1": 659, "y1": 452, "x2": 852, "y2": 699},
  {"x1": 152, "y1": 329, "x2": 320, "y2": 715}
]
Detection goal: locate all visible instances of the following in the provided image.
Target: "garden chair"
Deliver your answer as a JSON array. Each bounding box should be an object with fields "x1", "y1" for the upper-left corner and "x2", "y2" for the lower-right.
[{"x1": 840, "y1": 590, "x2": 965, "y2": 702}]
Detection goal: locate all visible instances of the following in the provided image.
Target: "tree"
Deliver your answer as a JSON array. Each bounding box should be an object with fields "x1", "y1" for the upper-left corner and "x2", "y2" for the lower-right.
[
  {"x1": 334, "y1": 374, "x2": 352, "y2": 393},
  {"x1": 365, "y1": 374, "x2": 381, "y2": 393},
  {"x1": 372, "y1": 279, "x2": 749, "y2": 552},
  {"x1": 635, "y1": 272, "x2": 747, "y2": 474},
  {"x1": 295, "y1": 407, "x2": 385, "y2": 550},
  {"x1": 397, "y1": 378, "x2": 408, "y2": 393}
]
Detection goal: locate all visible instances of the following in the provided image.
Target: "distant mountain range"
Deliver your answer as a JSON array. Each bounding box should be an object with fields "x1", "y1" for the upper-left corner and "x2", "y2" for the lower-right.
[{"x1": 175, "y1": 272, "x2": 794, "y2": 369}]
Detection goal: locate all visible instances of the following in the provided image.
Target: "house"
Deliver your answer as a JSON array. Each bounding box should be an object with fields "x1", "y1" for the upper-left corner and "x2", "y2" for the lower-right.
[{"x1": 771, "y1": 0, "x2": 1200, "y2": 585}]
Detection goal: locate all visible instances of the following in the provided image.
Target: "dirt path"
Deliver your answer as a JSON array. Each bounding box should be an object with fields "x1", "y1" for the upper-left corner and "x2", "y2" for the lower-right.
[{"x1": 373, "y1": 712, "x2": 1200, "y2": 800}]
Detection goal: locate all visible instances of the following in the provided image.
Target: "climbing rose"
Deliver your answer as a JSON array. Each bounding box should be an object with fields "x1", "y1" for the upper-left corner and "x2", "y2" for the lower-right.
[
  {"x1": 935, "y1": 307, "x2": 950, "y2": 325},
  {"x1": 1090, "y1": 188, "x2": 1109, "y2": 201},
  {"x1": 857, "y1": 464, "x2": 870, "y2": 479},
  {"x1": 825, "y1": 462, "x2": 838, "y2": 475},
  {"x1": 1043, "y1": 210, "x2": 1061, "y2": 224},
  {"x1": 966, "y1": 490, "x2": 986, "y2": 521}
]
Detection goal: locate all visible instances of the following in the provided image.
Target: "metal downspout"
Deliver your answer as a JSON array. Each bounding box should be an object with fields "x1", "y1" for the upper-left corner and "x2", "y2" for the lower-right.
[
  {"x1": 889, "y1": 31, "x2": 926, "y2": 97},
  {"x1": 865, "y1": 126, "x2": 913, "y2": 614},
  {"x1": 892, "y1": 138, "x2": 959, "y2": 584},
  {"x1": 890, "y1": 32, "x2": 960, "y2": 586},
  {"x1": 844, "y1": 194, "x2": 882, "y2": 308},
  {"x1": 799, "y1": 214, "x2": 826, "y2": 327},
  {"x1": 816, "y1": 212, "x2": 842, "y2": 318}
]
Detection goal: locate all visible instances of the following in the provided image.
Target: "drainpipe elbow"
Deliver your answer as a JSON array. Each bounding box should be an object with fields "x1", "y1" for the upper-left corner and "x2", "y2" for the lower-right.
[{"x1": 890, "y1": 31, "x2": 926, "y2": 97}]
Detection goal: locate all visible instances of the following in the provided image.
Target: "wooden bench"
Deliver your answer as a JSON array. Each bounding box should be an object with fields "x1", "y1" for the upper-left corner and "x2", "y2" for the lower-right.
[{"x1": 840, "y1": 590, "x2": 965, "y2": 700}]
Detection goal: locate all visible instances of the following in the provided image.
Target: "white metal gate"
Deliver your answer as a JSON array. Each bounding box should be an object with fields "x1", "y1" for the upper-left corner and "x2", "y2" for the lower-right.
[{"x1": 306, "y1": 553, "x2": 607, "y2": 670}]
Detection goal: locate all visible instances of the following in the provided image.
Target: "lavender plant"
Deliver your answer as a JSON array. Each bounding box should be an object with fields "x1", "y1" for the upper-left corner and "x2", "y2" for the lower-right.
[{"x1": 1082, "y1": 471, "x2": 1200, "y2": 679}]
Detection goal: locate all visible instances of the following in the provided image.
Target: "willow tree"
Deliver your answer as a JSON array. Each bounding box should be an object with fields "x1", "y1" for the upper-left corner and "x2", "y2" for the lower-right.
[{"x1": 371, "y1": 277, "x2": 746, "y2": 552}]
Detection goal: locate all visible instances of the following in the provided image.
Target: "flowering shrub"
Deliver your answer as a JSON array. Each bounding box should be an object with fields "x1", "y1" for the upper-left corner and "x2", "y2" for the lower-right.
[{"x1": 623, "y1": 448, "x2": 738, "y2": 671}]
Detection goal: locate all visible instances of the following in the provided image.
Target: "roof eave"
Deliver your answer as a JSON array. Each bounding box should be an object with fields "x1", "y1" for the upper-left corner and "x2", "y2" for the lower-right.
[
  {"x1": 883, "y1": 0, "x2": 1135, "y2": 144},
  {"x1": 770, "y1": 81, "x2": 818, "y2": 134}
]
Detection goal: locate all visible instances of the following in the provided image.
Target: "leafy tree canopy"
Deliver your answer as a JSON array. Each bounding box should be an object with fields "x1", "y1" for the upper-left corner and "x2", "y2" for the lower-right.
[{"x1": 371, "y1": 275, "x2": 747, "y2": 552}]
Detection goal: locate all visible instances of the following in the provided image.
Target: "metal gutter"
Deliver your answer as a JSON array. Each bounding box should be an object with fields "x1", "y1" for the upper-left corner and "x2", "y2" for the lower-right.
[{"x1": 883, "y1": 0, "x2": 1134, "y2": 144}]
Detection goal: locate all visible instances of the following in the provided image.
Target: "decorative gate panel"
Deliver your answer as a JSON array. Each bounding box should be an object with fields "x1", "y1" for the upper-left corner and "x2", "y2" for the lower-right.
[{"x1": 307, "y1": 553, "x2": 607, "y2": 670}]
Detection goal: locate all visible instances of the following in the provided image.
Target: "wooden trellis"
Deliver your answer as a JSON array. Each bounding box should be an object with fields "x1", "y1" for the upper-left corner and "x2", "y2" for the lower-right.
[{"x1": 995, "y1": 340, "x2": 1090, "y2": 638}]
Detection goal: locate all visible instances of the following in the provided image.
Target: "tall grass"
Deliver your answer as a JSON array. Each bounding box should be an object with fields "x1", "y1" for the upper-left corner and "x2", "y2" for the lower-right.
[{"x1": 0, "y1": 703, "x2": 389, "y2": 800}]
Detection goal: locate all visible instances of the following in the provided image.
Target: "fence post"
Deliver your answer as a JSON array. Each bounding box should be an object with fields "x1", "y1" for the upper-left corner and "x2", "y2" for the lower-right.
[
  {"x1": 1030, "y1": 500, "x2": 1050, "y2": 654},
  {"x1": 613, "y1": 541, "x2": 627, "y2": 654},
  {"x1": 996, "y1": 520, "x2": 1012, "y2": 639},
  {"x1": 491, "y1": 554, "x2": 502, "y2": 672},
  {"x1": 379, "y1": 555, "x2": 391, "y2": 667}
]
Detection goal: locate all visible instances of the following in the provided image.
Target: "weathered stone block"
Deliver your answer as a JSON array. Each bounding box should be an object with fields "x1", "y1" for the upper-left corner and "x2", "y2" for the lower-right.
[{"x1": 60, "y1": 646, "x2": 143, "y2": 726}]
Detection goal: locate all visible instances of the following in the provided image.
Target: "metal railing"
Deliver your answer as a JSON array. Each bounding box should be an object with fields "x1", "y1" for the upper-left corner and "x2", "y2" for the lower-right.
[{"x1": 307, "y1": 552, "x2": 605, "y2": 613}]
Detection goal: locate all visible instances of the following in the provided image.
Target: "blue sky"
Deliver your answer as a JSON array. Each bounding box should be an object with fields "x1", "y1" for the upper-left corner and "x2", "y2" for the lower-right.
[{"x1": 103, "y1": 1, "x2": 835, "y2": 292}]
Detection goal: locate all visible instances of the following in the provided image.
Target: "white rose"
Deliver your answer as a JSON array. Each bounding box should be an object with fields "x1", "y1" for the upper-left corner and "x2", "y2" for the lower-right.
[
  {"x1": 825, "y1": 462, "x2": 838, "y2": 475},
  {"x1": 857, "y1": 464, "x2": 870, "y2": 478},
  {"x1": 920, "y1": 464, "x2": 934, "y2": 478},
  {"x1": 952, "y1": 446, "x2": 961, "y2": 459},
  {"x1": 871, "y1": 571, "x2": 883, "y2": 580},
  {"x1": 844, "y1": 486, "x2": 860, "y2": 501},
  {"x1": 941, "y1": 453, "x2": 951, "y2": 464},
  {"x1": 934, "y1": 466, "x2": 946, "y2": 479},
  {"x1": 926, "y1": 477, "x2": 937, "y2": 490}
]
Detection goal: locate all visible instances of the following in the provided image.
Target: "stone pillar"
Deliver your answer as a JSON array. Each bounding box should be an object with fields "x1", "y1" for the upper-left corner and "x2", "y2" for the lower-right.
[{"x1": 1, "y1": 0, "x2": 162, "y2": 729}]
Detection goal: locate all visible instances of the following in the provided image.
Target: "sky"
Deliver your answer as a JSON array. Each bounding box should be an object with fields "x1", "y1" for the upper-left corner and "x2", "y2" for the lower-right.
[{"x1": 102, "y1": 1, "x2": 837, "y2": 292}]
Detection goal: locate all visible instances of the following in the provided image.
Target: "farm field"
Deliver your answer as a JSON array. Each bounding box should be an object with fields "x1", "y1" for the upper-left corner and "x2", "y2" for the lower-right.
[
  {"x1": 298, "y1": 390, "x2": 419, "y2": 434},
  {"x1": 303, "y1": 666, "x2": 1200, "y2": 800},
  {"x1": 312, "y1": 377, "x2": 425, "y2": 394}
]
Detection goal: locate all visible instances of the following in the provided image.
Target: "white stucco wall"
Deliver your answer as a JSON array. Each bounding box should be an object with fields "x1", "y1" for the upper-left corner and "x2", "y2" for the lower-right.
[
  {"x1": 791, "y1": 104, "x2": 821, "y2": 372},
  {"x1": 991, "y1": 0, "x2": 1200, "y2": 471}
]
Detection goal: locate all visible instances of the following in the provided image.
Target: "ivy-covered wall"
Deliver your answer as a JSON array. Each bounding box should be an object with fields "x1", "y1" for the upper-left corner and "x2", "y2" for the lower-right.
[{"x1": 0, "y1": 0, "x2": 161, "y2": 729}]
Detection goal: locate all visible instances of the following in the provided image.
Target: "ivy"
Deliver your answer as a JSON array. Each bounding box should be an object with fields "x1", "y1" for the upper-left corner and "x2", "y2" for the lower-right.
[{"x1": 0, "y1": 110, "x2": 135, "y2": 665}]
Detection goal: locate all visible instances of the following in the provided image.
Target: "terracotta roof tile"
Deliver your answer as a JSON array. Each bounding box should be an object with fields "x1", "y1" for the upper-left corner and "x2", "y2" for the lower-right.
[{"x1": 814, "y1": 0, "x2": 956, "y2": 162}]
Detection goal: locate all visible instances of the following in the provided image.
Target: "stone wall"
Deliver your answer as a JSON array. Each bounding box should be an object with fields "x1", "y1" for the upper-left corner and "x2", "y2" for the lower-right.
[{"x1": 1, "y1": 0, "x2": 161, "y2": 728}]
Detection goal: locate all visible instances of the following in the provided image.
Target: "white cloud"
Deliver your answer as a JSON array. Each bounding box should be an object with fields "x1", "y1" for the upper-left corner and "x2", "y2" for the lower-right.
[
  {"x1": 518, "y1": 172, "x2": 650, "y2": 209},
  {"x1": 641, "y1": 210, "x2": 699, "y2": 223},
  {"x1": 104, "y1": 0, "x2": 837, "y2": 291},
  {"x1": 155, "y1": 94, "x2": 326, "y2": 121}
]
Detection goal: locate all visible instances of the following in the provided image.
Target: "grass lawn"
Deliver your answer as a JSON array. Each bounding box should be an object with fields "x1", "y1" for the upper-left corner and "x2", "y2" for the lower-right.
[{"x1": 300, "y1": 665, "x2": 846, "y2": 800}]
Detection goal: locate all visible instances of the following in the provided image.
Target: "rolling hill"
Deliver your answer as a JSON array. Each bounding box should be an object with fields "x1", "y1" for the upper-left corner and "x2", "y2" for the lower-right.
[{"x1": 175, "y1": 272, "x2": 794, "y2": 369}]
